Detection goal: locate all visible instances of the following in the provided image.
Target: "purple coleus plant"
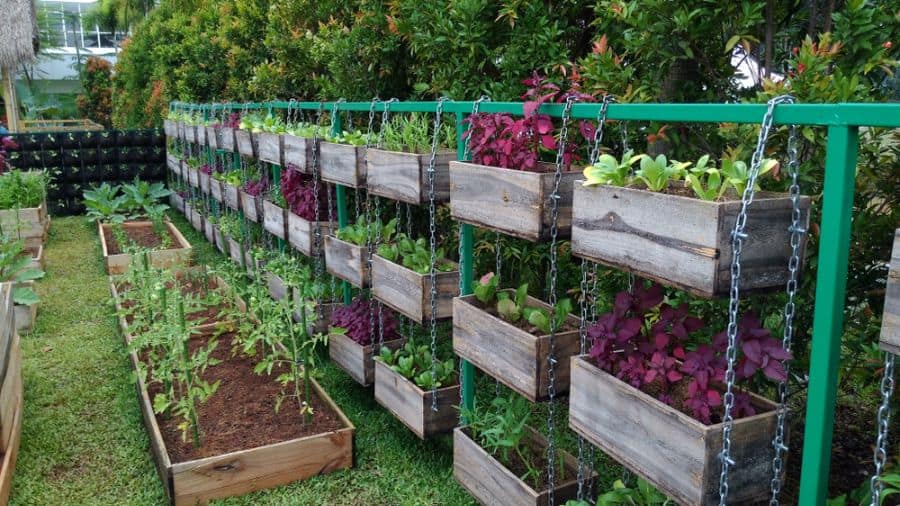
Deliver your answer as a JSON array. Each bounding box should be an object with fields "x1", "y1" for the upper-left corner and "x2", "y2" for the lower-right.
[
  {"x1": 242, "y1": 178, "x2": 268, "y2": 197},
  {"x1": 281, "y1": 165, "x2": 330, "y2": 220},
  {"x1": 586, "y1": 280, "x2": 791, "y2": 424},
  {"x1": 199, "y1": 164, "x2": 213, "y2": 175},
  {"x1": 330, "y1": 296, "x2": 399, "y2": 346}
]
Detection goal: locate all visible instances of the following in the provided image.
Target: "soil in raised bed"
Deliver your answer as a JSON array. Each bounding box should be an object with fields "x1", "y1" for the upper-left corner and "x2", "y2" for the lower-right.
[
  {"x1": 118, "y1": 273, "x2": 230, "y2": 328},
  {"x1": 469, "y1": 296, "x2": 578, "y2": 335},
  {"x1": 144, "y1": 332, "x2": 345, "y2": 462},
  {"x1": 103, "y1": 224, "x2": 181, "y2": 255},
  {"x1": 464, "y1": 428, "x2": 577, "y2": 491}
]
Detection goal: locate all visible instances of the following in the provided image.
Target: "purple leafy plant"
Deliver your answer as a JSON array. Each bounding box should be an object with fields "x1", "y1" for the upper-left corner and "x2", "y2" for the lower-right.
[
  {"x1": 242, "y1": 178, "x2": 268, "y2": 197},
  {"x1": 199, "y1": 164, "x2": 213, "y2": 175},
  {"x1": 281, "y1": 165, "x2": 330, "y2": 220},
  {"x1": 329, "y1": 296, "x2": 399, "y2": 346}
]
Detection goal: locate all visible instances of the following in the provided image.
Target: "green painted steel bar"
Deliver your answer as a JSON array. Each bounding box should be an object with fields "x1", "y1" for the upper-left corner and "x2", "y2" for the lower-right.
[
  {"x1": 271, "y1": 163, "x2": 286, "y2": 252},
  {"x1": 455, "y1": 111, "x2": 476, "y2": 419},
  {"x1": 798, "y1": 125, "x2": 860, "y2": 505}
]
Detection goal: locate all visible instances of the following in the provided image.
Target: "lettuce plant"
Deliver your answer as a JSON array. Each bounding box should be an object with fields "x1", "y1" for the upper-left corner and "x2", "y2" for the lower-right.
[
  {"x1": 0, "y1": 235, "x2": 44, "y2": 305},
  {"x1": 325, "y1": 129, "x2": 373, "y2": 146},
  {"x1": 329, "y1": 296, "x2": 399, "y2": 346},
  {"x1": 242, "y1": 178, "x2": 268, "y2": 197},
  {"x1": 378, "y1": 339, "x2": 456, "y2": 389},
  {"x1": 473, "y1": 273, "x2": 571, "y2": 335},
  {"x1": 335, "y1": 217, "x2": 397, "y2": 247},
  {"x1": 380, "y1": 113, "x2": 456, "y2": 153},
  {"x1": 377, "y1": 233, "x2": 455, "y2": 275}
]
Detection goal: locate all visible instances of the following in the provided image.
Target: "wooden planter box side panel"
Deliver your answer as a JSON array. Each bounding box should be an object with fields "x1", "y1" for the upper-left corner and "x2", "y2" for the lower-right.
[
  {"x1": 235, "y1": 130, "x2": 255, "y2": 158},
  {"x1": 452, "y1": 294, "x2": 580, "y2": 401},
  {"x1": 324, "y1": 236, "x2": 369, "y2": 288},
  {"x1": 880, "y1": 230, "x2": 900, "y2": 354},
  {"x1": 227, "y1": 237, "x2": 245, "y2": 267},
  {"x1": 449, "y1": 162, "x2": 579, "y2": 242},
  {"x1": 0, "y1": 392, "x2": 22, "y2": 506},
  {"x1": 240, "y1": 191, "x2": 262, "y2": 223},
  {"x1": 205, "y1": 127, "x2": 219, "y2": 150},
  {"x1": 0, "y1": 333, "x2": 22, "y2": 453},
  {"x1": 100, "y1": 221, "x2": 193, "y2": 275},
  {"x1": 366, "y1": 149, "x2": 455, "y2": 204},
  {"x1": 262, "y1": 200, "x2": 288, "y2": 239},
  {"x1": 374, "y1": 360, "x2": 459, "y2": 439},
  {"x1": 219, "y1": 128, "x2": 237, "y2": 152},
  {"x1": 257, "y1": 133, "x2": 284, "y2": 166},
  {"x1": 287, "y1": 213, "x2": 332, "y2": 256},
  {"x1": 223, "y1": 184, "x2": 240, "y2": 210},
  {"x1": 371, "y1": 255, "x2": 458, "y2": 323},
  {"x1": 329, "y1": 332, "x2": 405, "y2": 386},
  {"x1": 283, "y1": 135, "x2": 313, "y2": 173},
  {"x1": 568, "y1": 356, "x2": 778, "y2": 505},
  {"x1": 320, "y1": 142, "x2": 366, "y2": 188}
]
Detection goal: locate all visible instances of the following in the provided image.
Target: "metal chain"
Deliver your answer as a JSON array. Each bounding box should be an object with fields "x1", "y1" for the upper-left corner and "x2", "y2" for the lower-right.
[
  {"x1": 377, "y1": 98, "x2": 398, "y2": 149},
  {"x1": 363, "y1": 97, "x2": 381, "y2": 349},
  {"x1": 871, "y1": 352, "x2": 896, "y2": 505},
  {"x1": 494, "y1": 231, "x2": 503, "y2": 398},
  {"x1": 719, "y1": 95, "x2": 795, "y2": 505},
  {"x1": 576, "y1": 258, "x2": 591, "y2": 500},
  {"x1": 462, "y1": 96, "x2": 491, "y2": 161},
  {"x1": 546, "y1": 96, "x2": 576, "y2": 506},
  {"x1": 588, "y1": 95, "x2": 615, "y2": 165},
  {"x1": 428, "y1": 98, "x2": 448, "y2": 413},
  {"x1": 770, "y1": 110, "x2": 802, "y2": 505}
]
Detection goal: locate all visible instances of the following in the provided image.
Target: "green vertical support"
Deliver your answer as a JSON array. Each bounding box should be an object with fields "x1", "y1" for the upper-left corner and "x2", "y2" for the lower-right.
[
  {"x1": 271, "y1": 163, "x2": 285, "y2": 252},
  {"x1": 455, "y1": 111, "x2": 476, "y2": 418},
  {"x1": 797, "y1": 125, "x2": 859, "y2": 505},
  {"x1": 332, "y1": 107, "x2": 353, "y2": 305}
]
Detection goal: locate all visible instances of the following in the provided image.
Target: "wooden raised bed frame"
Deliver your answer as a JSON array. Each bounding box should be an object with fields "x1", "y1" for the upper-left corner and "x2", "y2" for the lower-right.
[
  {"x1": 98, "y1": 221, "x2": 193, "y2": 275},
  {"x1": 110, "y1": 277, "x2": 354, "y2": 505},
  {"x1": 571, "y1": 183, "x2": 812, "y2": 297},
  {"x1": 12, "y1": 281, "x2": 37, "y2": 333},
  {"x1": 452, "y1": 292, "x2": 580, "y2": 402},
  {"x1": 0, "y1": 200, "x2": 50, "y2": 248},
  {"x1": 329, "y1": 333, "x2": 405, "y2": 387},
  {"x1": 880, "y1": 229, "x2": 900, "y2": 354},
  {"x1": 287, "y1": 212, "x2": 333, "y2": 256},
  {"x1": 449, "y1": 161, "x2": 580, "y2": 242},
  {"x1": 320, "y1": 142, "x2": 366, "y2": 188},
  {"x1": 453, "y1": 426, "x2": 588, "y2": 506},
  {"x1": 568, "y1": 356, "x2": 780, "y2": 506},
  {"x1": 371, "y1": 255, "x2": 458, "y2": 323},
  {"x1": 324, "y1": 235, "x2": 369, "y2": 288},
  {"x1": 374, "y1": 359, "x2": 459, "y2": 439},
  {"x1": 366, "y1": 149, "x2": 455, "y2": 205}
]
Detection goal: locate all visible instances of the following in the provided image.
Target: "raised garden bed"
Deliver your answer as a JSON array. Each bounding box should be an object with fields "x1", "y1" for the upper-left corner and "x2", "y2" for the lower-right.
[
  {"x1": 881, "y1": 229, "x2": 899, "y2": 354},
  {"x1": 320, "y1": 142, "x2": 366, "y2": 188},
  {"x1": 365, "y1": 149, "x2": 455, "y2": 205},
  {"x1": 11, "y1": 281, "x2": 37, "y2": 333},
  {"x1": 324, "y1": 235, "x2": 369, "y2": 288},
  {"x1": 99, "y1": 221, "x2": 193, "y2": 275},
  {"x1": 374, "y1": 359, "x2": 458, "y2": 439},
  {"x1": 570, "y1": 183, "x2": 811, "y2": 297},
  {"x1": 0, "y1": 201, "x2": 50, "y2": 248},
  {"x1": 371, "y1": 255, "x2": 458, "y2": 323},
  {"x1": 452, "y1": 292, "x2": 580, "y2": 402}
]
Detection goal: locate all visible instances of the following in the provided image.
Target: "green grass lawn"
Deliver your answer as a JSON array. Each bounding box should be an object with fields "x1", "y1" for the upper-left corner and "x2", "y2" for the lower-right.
[{"x1": 11, "y1": 215, "x2": 477, "y2": 505}]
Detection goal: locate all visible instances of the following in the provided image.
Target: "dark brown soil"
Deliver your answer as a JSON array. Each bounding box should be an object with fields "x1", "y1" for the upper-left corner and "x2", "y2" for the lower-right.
[
  {"x1": 117, "y1": 273, "x2": 229, "y2": 328},
  {"x1": 465, "y1": 428, "x2": 577, "y2": 491},
  {"x1": 469, "y1": 296, "x2": 577, "y2": 336},
  {"x1": 104, "y1": 224, "x2": 181, "y2": 254},
  {"x1": 144, "y1": 332, "x2": 346, "y2": 463}
]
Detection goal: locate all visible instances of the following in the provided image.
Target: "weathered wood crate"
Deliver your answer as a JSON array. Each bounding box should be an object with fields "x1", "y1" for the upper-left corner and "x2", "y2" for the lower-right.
[
  {"x1": 374, "y1": 359, "x2": 459, "y2": 439},
  {"x1": 11, "y1": 281, "x2": 37, "y2": 333},
  {"x1": 568, "y1": 356, "x2": 780, "y2": 506},
  {"x1": 203, "y1": 218, "x2": 215, "y2": 244},
  {"x1": 169, "y1": 193, "x2": 184, "y2": 213},
  {"x1": 219, "y1": 127, "x2": 237, "y2": 152},
  {"x1": 199, "y1": 171, "x2": 210, "y2": 196},
  {"x1": 371, "y1": 255, "x2": 458, "y2": 323},
  {"x1": 257, "y1": 132, "x2": 284, "y2": 166},
  {"x1": 205, "y1": 126, "x2": 219, "y2": 150},
  {"x1": 0, "y1": 288, "x2": 22, "y2": 506},
  {"x1": 240, "y1": 191, "x2": 263, "y2": 223},
  {"x1": 164, "y1": 120, "x2": 178, "y2": 138},
  {"x1": 449, "y1": 161, "x2": 580, "y2": 242},
  {"x1": 196, "y1": 126, "x2": 207, "y2": 147},
  {"x1": 329, "y1": 332, "x2": 406, "y2": 387},
  {"x1": 166, "y1": 154, "x2": 180, "y2": 174},
  {"x1": 263, "y1": 200, "x2": 288, "y2": 239},
  {"x1": 213, "y1": 226, "x2": 226, "y2": 254},
  {"x1": 366, "y1": 149, "x2": 455, "y2": 204},
  {"x1": 0, "y1": 201, "x2": 49, "y2": 247},
  {"x1": 235, "y1": 129, "x2": 255, "y2": 158},
  {"x1": 283, "y1": 135, "x2": 315, "y2": 173},
  {"x1": 210, "y1": 179, "x2": 223, "y2": 203},
  {"x1": 266, "y1": 272, "x2": 289, "y2": 301},
  {"x1": 176, "y1": 121, "x2": 186, "y2": 141},
  {"x1": 184, "y1": 125, "x2": 197, "y2": 145},
  {"x1": 452, "y1": 292, "x2": 580, "y2": 402},
  {"x1": 287, "y1": 212, "x2": 333, "y2": 257},
  {"x1": 99, "y1": 221, "x2": 193, "y2": 275},
  {"x1": 880, "y1": 229, "x2": 900, "y2": 354},
  {"x1": 571, "y1": 183, "x2": 812, "y2": 297},
  {"x1": 454, "y1": 426, "x2": 588, "y2": 506},
  {"x1": 189, "y1": 209, "x2": 203, "y2": 233},
  {"x1": 320, "y1": 142, "x2": 366, "y2": 188},
  {"x1": 324, "y1": 235, "x2": 369, "y2": 288},
  {"x1": 227, "y1": 236, "x2": 246, "y2": 267},
  {"x1": 223, "y1": 182, "x2": 240, "y2": 210},
  {"x1": 186, "y1": 166, "x2": 199, "y2": 188}
]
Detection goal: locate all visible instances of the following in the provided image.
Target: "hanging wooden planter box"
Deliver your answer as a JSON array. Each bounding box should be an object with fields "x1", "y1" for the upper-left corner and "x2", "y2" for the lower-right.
[
  {"x1": 366, "y1": 149, "x2": 455, "y2": 205},
  {"x1": 374, "y1": 359, "x2": 459, "y2": 439},
  {"x1": 329, "y1": 333, "x2": 406, "y2": 387},
  {"x1": 169, "y1": 193, "x2": 185, "y2": 213},
  {"x1": 205, "y1": 126, "x2": 219, "y2": 151},
  {"x1": 449, "y1": 161, "x2": 580, "y2": 242},
  {"x1": 235, "y1": 129, "x2": 255, "y2": 158},
  {"x1": 0, "y1": 201, "x2": 49, "y2": 247},
  {"x1": 258, "y1": 132, "x2": 284, "y2": 166},
  {"x1": 167, "y1": 154, "x2": 180, "y2": 173},
  {"x1": 262, "y1": 200, "x2": 288, "y2": 239},
  {"x1": 186, "y1": 166, "x2": 199, "y2": 188},
  {"x1": 452, "y1": 292, "x2": 580, "y2": 402},
  {"x1": 453, "y1": 426, "x2": 588, "y2": 506},
  {"x1": 324, "y1": 235, "x2": 369, "y2": 288},
  {"x1": 227, "y1": 236, "x2": 246, "y2": 267},
  {"x1": 184, "y1": 125, "x2": 197, "y2": 145},
  {"x1": 203, "y1": 219, "x2": 215, "y2": 244},
  {"x1": 189, "y1": 209, "x2": 204, "y2": 233},
  {"x1": 210, "y1": 179, "x2": 223, "y2": 203},
  {"x1": 568, "y1": 356, "x2": 780, "y2": 506},
  {"x1": 197, "y1": 127, "x2": 208, "y2": 147},
  {"x1": 571, "y1": 183, "x2": 812, "y2": 297},
  {"x1": 283, "y1": 135, "x2": 314, "y2": 173},
  {"x1": 880, "y1": 229, "x2": 900, "y2": 354},
  {"x1": 219, "y1": 127, "x2": 237, "y2": 152},
  {"x1": 266, "y1": 271, "x2": 289, "y2": 301},
  {"x1": 213, "y1": 226, "x2": 226, "y2": 254},
  {"x1": 297, "y1": 301, "x2": 340, "y2": 336},
  {"x1": 371, "y1": 255, "x2": 459, "y2": 323},
  {"x1": 240, "y1": 191, "x2": 263, "y2": 223},
  {"x1": 99, "y1": 221, "x2": 193, "y2": 275},
  {"x1": 164, "y1": 120, "x2": 178, "y2": 138},
  {"x1": 320, "y1": 142, "x2": 366, "y2": 188},
  {"x1": 199, "y1": 171, "x2": 210, "y2": 195},
  {"x1": 287, "y1": 212, "x2": 333, "y2": 256},
  {"x1": 222, "y1": 182, "x2": 240, "y2": 210}
]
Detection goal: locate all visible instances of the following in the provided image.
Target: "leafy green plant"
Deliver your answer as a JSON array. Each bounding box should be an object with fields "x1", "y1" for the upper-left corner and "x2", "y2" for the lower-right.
[
  {"x1": 324, "y1": 129, "x2": 373, "y2": 146},
  {"x1": 377, "y1": 233, "x2": 456, "y2": 275},
  {"x1": 633, "y1": 154, "x2": 692, "y2": 192},
  {"x1": 83, "y1": 182, "x2": 128, "y2": 223},
  {"x1": 592, "y1": 478, "x2": 671, "y2": 505},
  {"x1": 378, "y1": 339, "x2": 456, "y2": 389},
  {"x1": 217, "y1": 214, "x2": 243, "y2": 239},
  {"x1": 0, "y1": 170, "x2": 48, "y2": 210},
  {"x1": 473, "y1": 272, "x2": 498, "y2": 304},
  {"x1": 0, "y1": 235, "x2": 45, "y2": 305},
  {"x1": 120, "y1": 177, "x2": 173, "y2": 218},
  {"x1": 335, "y1": 217, "x2": 397, "y2": 247},
  {"x1": 496, "y1": 284, "x2": 529, "y2": 323},
  {"x1": 581, "y1": 150, "x2": 641, "y2": 187},
  {"x1": 380, "y1": 113, "x2": 456, "y2": 153},
  {"x1": 522, "y1": 298, "x2": 572, "y2": 335}
]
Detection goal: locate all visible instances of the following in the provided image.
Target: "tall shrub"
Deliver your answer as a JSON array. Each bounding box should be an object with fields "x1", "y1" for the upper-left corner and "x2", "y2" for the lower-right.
[{"x1": 77, "y1": 57, "x2": 114, "y2": 128}]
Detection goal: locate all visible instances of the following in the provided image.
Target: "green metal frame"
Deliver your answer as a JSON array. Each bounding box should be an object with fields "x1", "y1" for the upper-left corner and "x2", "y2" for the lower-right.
[{"x1": 173, "y1": 99, "x2": 900, "y2": 505}]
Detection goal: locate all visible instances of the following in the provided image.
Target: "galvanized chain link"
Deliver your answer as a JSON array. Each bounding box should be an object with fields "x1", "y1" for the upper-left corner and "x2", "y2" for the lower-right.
[
  {"x1": 719, "y1": 95, "x2": 795, "y2": 505},
  {"x1": 546, "y1": 96, "x2": 576, "y2": 506},
  {"x1": 770, "y1": 108, "x2": 802, "y2": 505},
  {"x1": 428, "y1": 98, "x2": 448, "y2": 413},
  {"x1": 311, "y1": 103, "x2": 327, "y2": 320},
  {"x1": 462, "y1": 96, "x2": 491, "y2": 161},
  {"x1": 871, "y1": 352, "x2": 896, "y2": 505},
  {"x1": 588, "y1": 95, "x2": 615, "y2": 165},
  {"x1": 377, "y1": 98, "x2": 398, "y2": 149},
  {"x1": 363, "y1": 97, "x2": 381, "y2": 349},
  {"x1": 576, "y1": 257, "x2": 591, "y2": 500},
  {"x1": 495, "y1": 231, "x2": 503, "y2": 398}
]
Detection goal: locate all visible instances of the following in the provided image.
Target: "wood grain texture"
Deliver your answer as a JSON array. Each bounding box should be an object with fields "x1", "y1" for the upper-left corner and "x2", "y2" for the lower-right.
[
  {"x1": 240, "y1": 191, "x2": 263, "y2": 223},
  {"x1": 880, "y1": 229, "x2": 900, "y2": 354},
  {"x1": 257, "y1": 132, "x2": 284, "y2": 166},
  {"x1": 366, "y1": 149, "x2": 455, "y2": 204},
  {"x1": 329, "y1": 333, "x2": 406, "y2": 387},
  {"x1": 449, "y1": 162, "x2": 579, "y2": 242},
  {"x1": 205, "y1": 126, "x2": 219, "y2": 151},
  {"x1": 189, "y1": 208, "x2": 203, "y2": 233},
  {"x1": 219, "y1": 127, "x2": 237, "y2": 152},
  {"x1": 0, "y1": 394, "x2": 21, "y2": 506},
  {"x1": 167, "y1": 154, "x2": 180, "y2": 173},
  {"x1": 169, "y1": 193, "x2": 184, "y2": 213},
  {"x1": 235, "y1": 129, "x2": 255, "y2": 158},
  {"x1": 283, "y1": 135, "x2": 314, "y2": 173},
  {"x1": 262, "y1": 200, "x2": 288, "y2": 239},
  {"x1": 12, "y1": 301, "x2": 35, "y2": 333},
  {"x1": 324, "y1": 235, "x2": 369, "y2": 288},
  {"x1": 320, "y1": 142, "x2": 366, "y2": 188},
  {"x1": 199, "y1": 171, "x2": 210, "y2": 196},
  {"x1": 99, "y1": 221, "x2": 193, "y2": 275},
  {"x1": 187, "y1": 167, "x2": 199, "y2": 188},
  {"x1": 164, "y1": 120, "x2": 177, "y2": 138},
  {"x1": 0, "y1": 333, "x2": 21, "y2": 453},
  {"x1": 571, "y1": 183, "x2": 812, "y2": 297},
  {"x1": 0, "y1": 201, "x2": 49, "y2": 242},
  {"x1": 223, "y1": 183, "x2": 240, "y2": 210},
  {"x1": 210, "y1": 180, "x2": 223, "y2": 203},
  {"x1": 213, "y1": 226, "x2": 226, "y2": 254},
  {"x1": 184, "y1": 125, "x2": 197, "y2": 145},
  {"x1": 452, "y1": 293, "x2": 580, "y2": 401},
  {"x1": 287, "y1": 212, "x2": 333, "y2": 257},
  {"x1": 568, "y1": 356, "x2": 780, "y2": 506},
  {"x1": 227, "y1": 236, "x2": 245, "y2": 267},
  {"x1": 371, "y1": 255, "x2": 458, "y2": 323},
  {"x1": 203, "y1": 219, "x2": 214, "y2": 244},
  {"x1": 453, "y1": 426, "x2": 588, "y2": 506},
  {"x1": 374, "y1": 359, "x2": 459, "y2": 439}
]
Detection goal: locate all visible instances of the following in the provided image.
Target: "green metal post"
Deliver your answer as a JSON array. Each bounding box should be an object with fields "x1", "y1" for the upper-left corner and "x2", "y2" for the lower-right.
[
  {"x1": 797, "y1": 125, "x2": 859, "y2": 505},
  {"x1": 271, "y1": 163, "x2": 285, "y2": 252},
  {"x1": 455, "y1": 111, "x2": 476, "y2": 418},
  {"x1": 332, "y1": 107, "x2": 353, "y2": 305}
]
